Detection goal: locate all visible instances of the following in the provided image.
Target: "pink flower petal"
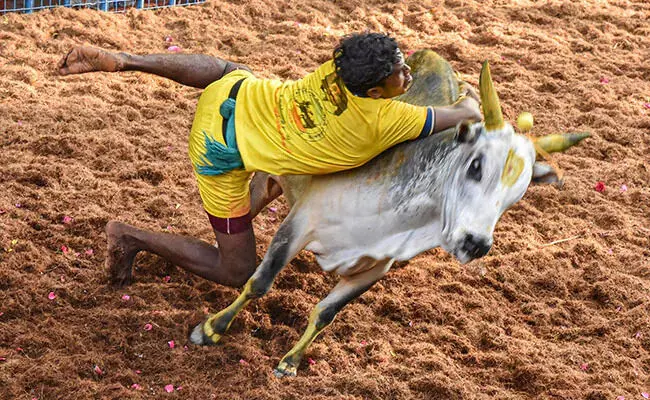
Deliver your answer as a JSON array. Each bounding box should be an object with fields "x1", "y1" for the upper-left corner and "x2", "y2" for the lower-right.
[
  {"x1": 0, "y1": 357, "x2": 6, "y2": 362},
  {"x1": 164, "y1": 384, "x2": 174, "y2": 393},
  {"x1": 644, "y1": 103, "x2": 650, "y2": 109},
  {"x1": 269, "y1": 207, "x2": 277, "y2": 213},
  {"x1": 167, "y1": 340, "x2": 175, "y2": 349},
  {"x1": 16, "y1": 348, "x2": 23, "y2": 352},
  {"x1": 620, "y1": 184, "x2": 628, "y2": 192},
  {"x1": 163, "y1": 276, "x2": 171, "y2": 283},
  {"x1": 131, "y1": 383, "x2": 142, "y2": 390},
  {"x1": 0, "y1": 209, "x2": 6, "y2": 215},
  {"x1": 62, "y1": 216, "x2": 72, "y2": 224},
  {"x1": 360, "y1": 340, "x2": 367, "y2": 346},
  {"x1": 183, "y1": 345, "x2": 189, "y2": 351},
  {"x1": 635, "y1": 332, "x2": 642, "y2": 339},
  {"x1": 85, "y1": 249, "x2": 94, "y2": 256},
  {"x1": 121, "y1": 295, "x2": 131, "y2": 301},
  {"x1": 239, "y1": 359, "x2": 248, "y2": 365},
  {"x1": 164, "y1": 35, "x2": 173, "y2": 43},
  {"x1": 48, "y1": 292, "x2": 56, "y2": 300},
  {"x1": 642, "y1": 392, "x2": 649, "y2": 399},
  {"x1": 61, "y1": 245, "x2": 69, "y2": 254},
  {"x1": 93, "y1": 365, "x2": 103, "y2": 375},
  {"x1": 308, "y1": 358, "x2": 316, "y2": 365},
  {"x1": 135, "y1": 370, "x2": 142, "y2": 374},
  {"x1": 15, "y1": 203, "x2": 21, "y2": 208},
  {"x1": 580, "y1": 363, "x2": 588, "y2": 371},
  {"x1": 0, "y1": 312, "x2": 3, "y2": 316},
  {"x1": 594, "y1": 181, "x2": 606, "y2": 193},
  {"x1": 599, "y1": 77, "x2": 610, "y2": 84},
  {"x1": 616, "y1": 396, "x2": 625, "y2": 400},
  {"x1": 144, "y1": 323, "x2": 153, "y2": 331},
  {"x1": 167, "y1": 45, "x2": 181, "y2": 53},
  {"x1": 176, "y1": 386, "x2": 183, "y2": 391}
]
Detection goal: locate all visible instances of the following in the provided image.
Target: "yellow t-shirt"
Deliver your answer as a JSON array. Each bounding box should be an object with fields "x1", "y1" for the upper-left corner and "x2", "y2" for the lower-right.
[{"x1": 234, "y1": 60, "x2": 434, "y2": 175}]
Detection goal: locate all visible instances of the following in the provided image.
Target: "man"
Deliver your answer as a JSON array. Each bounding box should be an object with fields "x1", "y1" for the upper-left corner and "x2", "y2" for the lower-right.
[{"x1": 58, "y1": 32, "x2": 481, "y2": 288}]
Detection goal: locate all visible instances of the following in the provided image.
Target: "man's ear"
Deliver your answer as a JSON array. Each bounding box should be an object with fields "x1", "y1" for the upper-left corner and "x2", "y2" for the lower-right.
[
  {"x1": 532, "y1": 162, "x2": 561, "y2": 184},
  {"x1": 366, "y1": 86, "x2": 384, "y2": 99}
]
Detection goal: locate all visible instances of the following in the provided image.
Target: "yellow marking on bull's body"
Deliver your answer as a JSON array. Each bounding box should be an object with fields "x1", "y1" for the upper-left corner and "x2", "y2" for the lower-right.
[
  {"x1": 501, "y1": 149, "x2": 524, "y2": 187},
  {"x1": 202, "y1": 281, "x2": 255, "y2": 343},
  {"x1": 275, "y1": 305, "x2": 329, "y2": 376}
]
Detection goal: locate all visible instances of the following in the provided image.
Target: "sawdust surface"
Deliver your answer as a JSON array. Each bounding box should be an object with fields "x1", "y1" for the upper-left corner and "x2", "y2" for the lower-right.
[{"x1": 1, "y1": 0, "x2": 650, "y2": 398}]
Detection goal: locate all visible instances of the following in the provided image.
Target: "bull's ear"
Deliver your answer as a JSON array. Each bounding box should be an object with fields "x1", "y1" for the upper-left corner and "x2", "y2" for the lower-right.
[
  {"x1": 532, "y1": 162, "x2": 561, "y2": 185},
  {"x1": 456, "y1": 121, "x2": 481, "y2": 144}
]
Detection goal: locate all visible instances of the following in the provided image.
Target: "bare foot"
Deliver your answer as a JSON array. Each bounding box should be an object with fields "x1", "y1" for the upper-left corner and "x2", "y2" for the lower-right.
[
  {"x1": 58, "y1": 47, "x2": 125, "y2": 76},
  {"x1": 105, "y1": 221, "x2": 140, "y2": 287}
]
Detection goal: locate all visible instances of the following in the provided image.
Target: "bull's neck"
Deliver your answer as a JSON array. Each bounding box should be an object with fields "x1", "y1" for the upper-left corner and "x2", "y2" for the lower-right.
[{"x1": 383, "y1": 130, "x2": 457, "y2": 213}]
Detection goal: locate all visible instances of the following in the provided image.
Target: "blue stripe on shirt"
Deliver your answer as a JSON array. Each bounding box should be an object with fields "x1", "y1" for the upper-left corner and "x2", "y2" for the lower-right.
[{"x1": 417, "y1": 107, "x2": 434, "y2": 140}]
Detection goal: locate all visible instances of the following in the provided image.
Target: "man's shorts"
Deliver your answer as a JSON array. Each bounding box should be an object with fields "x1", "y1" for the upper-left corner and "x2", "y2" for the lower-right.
[{"x1": 188, "y1": 69, "x2": 254, "y2": 233}]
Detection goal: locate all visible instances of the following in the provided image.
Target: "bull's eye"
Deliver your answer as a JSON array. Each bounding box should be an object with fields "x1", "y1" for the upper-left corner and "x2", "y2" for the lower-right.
[{"x1": 467, "y1": 155, "x2": 483, "y2": 181}]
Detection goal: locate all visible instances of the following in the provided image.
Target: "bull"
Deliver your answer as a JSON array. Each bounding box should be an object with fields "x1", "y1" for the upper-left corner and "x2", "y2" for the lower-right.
[{"x1": 189, "y1": 50, "x2": 589, "y2": 377}]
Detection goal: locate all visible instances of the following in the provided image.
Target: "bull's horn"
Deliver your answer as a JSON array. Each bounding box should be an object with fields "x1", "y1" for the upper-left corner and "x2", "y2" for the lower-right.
[
  {"x1": 534, "y1": 132, "x2": 591, "y2": 153},
  {"x1": 479, "y1": 61, "x2": 504, "y2": 131}
]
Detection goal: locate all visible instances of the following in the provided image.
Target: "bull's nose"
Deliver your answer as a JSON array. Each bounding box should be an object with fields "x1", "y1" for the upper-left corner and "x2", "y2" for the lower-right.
[{"x1": 461, "y1": 234, "x2": 492, "y2": 259}]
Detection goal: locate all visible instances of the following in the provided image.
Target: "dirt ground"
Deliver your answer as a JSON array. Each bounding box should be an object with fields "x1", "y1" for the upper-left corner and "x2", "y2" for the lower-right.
[{"x1": 1, "y1": 0, "x2": 649, "y2": 398}]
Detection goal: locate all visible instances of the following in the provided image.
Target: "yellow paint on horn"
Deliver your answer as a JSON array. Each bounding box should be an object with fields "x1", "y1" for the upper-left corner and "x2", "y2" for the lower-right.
[
  {"x1": 501, "y1": 149, "x2": 524, "y2": 187},
  {"x1": 479, "y1": 61, "x2": 505, "y2": 131}
]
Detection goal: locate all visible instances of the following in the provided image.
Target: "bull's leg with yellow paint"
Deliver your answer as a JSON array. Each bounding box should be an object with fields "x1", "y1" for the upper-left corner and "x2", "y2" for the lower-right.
[
  {"x1": 190, "y1": 220, "x2": 306, "y2": 345},
  {"x1": 273, "y1": 259, "x2": 393, "y2": 377}
]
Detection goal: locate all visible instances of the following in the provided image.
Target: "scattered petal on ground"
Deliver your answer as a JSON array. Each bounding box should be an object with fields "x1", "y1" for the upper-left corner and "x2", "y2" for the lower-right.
[
  {"x1": 642, "y1": 393, "x2": 649, "y2": 399},
  {"x1": 239, "y1": 359, "x2": 248, "y2": 365},
  {"x1": 164, "y1": 384, "x2": 174, "y2": 393},
  {"x1": 167, "y1": 45, "x2": 181, "y2": 52},
  {"x1": 131, "y1": 383, "x2": 142, "y2": 390},
  {"x1": 135, "y1": 370, "x2": 142, "y2": 374},
  {"x1": 144, "y1": 324, "x2": 153, "y2": 331},
  {"x1": 93, "y1": 365, "x2": 103, "y2": 375},
  {"x1": 620, "y1": 184, "x2": 628, "y2": 192},
  {"x1": 164, "y1": 35, "x2": 173, "y2": 42},
  {"x1": 269, "y1": 207, "x2": 277, "y2": 213},
  {"x1": 360, "y1": 340, "x2": 368, "y2": 346},
  {"x1": 121, "y1": 295, "x2": 131, "y2": 301},
  {"x1": 0, "y1": 357, "x2": 6, "y2": 362},
  {"x1": 308, "y1": 358, "x2": 316, "y2": 365},
  {"x1": 594, "y1": 181, "x2": 606, "y2": 193},
  {"x1": 167, "y1": 340, "x2": 175, "y2": 349},
  {"x1": 599, "y1": 77, "x2": 610, "y2": 84},
  {"x1": 85, "y1": 249, "x2": 94, "y2": 256},
  {"x1": 62, "y1": 216, "x2": 72, "y2": 224},
  {"x1": 48, "y1": 292, "x2": 56, "y2": 300},
  {"x1": 60, "y1": 245, "x2": 69, "y2": 254},
  {"x1": 580, "y1": 363, "x2": 588, "y2": 371},
  {"x1": 163, "y1": 276, "x2": 171, "y2": 283}
]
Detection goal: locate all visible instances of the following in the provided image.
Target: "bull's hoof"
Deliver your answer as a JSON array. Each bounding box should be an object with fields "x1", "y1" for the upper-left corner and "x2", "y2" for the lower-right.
[
  {"x1": 273, "y1": 361, "x2": 297, "y2": 378},
  {"x1": 189, "y1": 321, "x2": 221, "y2": 346}
]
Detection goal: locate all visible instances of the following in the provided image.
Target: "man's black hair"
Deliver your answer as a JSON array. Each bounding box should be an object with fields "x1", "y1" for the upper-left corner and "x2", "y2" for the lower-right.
[{"x1": 333, "y1": 32, "x2": 401, "y2": 97}]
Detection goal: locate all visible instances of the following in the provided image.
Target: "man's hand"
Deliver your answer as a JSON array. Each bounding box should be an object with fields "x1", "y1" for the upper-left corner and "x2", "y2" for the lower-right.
[
  {"x1": 58, "y1": 47, "x2": 125, "y2": 76},
  {"x1": 456, "y1": 95, "x2": 482, "y2": 123}
]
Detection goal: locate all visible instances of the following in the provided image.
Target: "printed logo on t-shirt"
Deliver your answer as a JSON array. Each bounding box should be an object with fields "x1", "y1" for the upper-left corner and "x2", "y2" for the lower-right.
[{"x1": 276, "y1": 72, "x2": 349, "y2": 143}]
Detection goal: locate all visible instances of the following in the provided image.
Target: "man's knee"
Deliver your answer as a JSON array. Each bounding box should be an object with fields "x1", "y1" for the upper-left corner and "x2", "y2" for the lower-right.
[{"x1": 214, "y1": 226, "x2": 258, "y2": 287}]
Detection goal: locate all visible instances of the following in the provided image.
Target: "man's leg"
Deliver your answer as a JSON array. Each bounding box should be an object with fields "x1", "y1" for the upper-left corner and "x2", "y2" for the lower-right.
[
  {"x1": 57, "y1": 46, "x2": 250, "y2": 89},
  {"x1": 106, "y1": 220, "x2": 257, "y2": 288}
]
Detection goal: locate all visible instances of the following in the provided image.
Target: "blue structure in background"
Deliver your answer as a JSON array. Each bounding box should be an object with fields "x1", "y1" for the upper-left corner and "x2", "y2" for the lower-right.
[{"x1": 1, "y1": 0, "x2": 204, "y2": 14}]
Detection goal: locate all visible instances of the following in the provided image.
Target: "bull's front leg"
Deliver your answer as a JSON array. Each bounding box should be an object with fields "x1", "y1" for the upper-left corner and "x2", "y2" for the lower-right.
[
  {"x1": 190, "y1": 223, "x2": 301, "y2": 345},
  {"x1": 274, "y1": 259, "x2": 393, "y2": 377}
]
